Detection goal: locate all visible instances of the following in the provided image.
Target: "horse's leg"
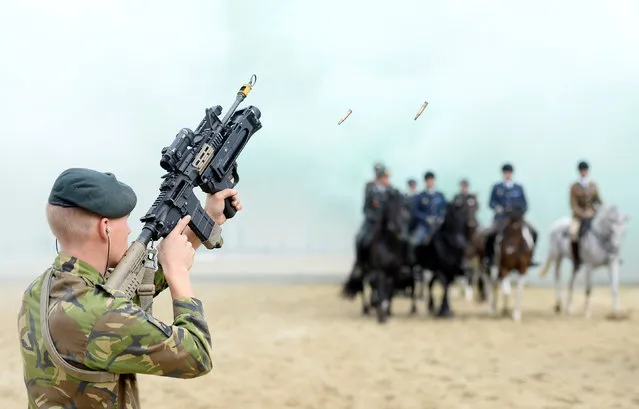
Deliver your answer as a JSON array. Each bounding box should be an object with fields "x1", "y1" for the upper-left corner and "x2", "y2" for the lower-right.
[
  {"x1": 427, "y1": 274, "x2": 436, "y2": 314},
  {"x1": 566, "y1": 266, "x2": 579, "y2": 315},
  {"x1": 477, "y1": 268, "x2": 487, "y2": 302},
  {"x1": 513, "y1": 272, "x2": 525, "y2": 322},
  {"x1": 583, "y1": 264, "x2": 593, "y2": 318},
  {"x1": 501, "y1": 271, "x2": 512, "y2": 316},
  {"x1": 438, "y1": 274, "x2": 453, "y2": 318},
  {"x1": 375, "y1": 271, "x2": 389, "y2": 324},
  {"x1": 415, "y1": 267, "x2": 425, "y2": 300},
  {"x1": 482, "y1": 267, "x2": 495, "y2": 315},
  {"x1": 410, "y1": 276, "x2": 417, "y2": 315},
  {"x1": 361, "y1": 274, "x2": 370, "y2": 315},
  {"x1": 387, "y1": 276, "x2": 394, "y2": 317},
  {"x1": 554, "y1": 257, "x2": 563, "y2": 314},
  {"x1": 490, "y1": 267, "x2": 500, "y2": 316},
  {"x1": 461, "y1": 270, "x2": 473, "y2": 302},
  {"x1": 609, "y1": 258, "x2": 621, "y2": 317}
]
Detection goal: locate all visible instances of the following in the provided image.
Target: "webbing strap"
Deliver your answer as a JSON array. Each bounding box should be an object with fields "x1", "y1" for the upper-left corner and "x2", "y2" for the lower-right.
[{"x1": 40, "y1": 270, "x2": 118, "y2": 383}]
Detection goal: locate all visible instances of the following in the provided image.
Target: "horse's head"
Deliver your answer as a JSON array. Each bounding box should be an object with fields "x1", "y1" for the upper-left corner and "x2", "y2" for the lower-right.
[
  {"x1": 442, "y1": 199, "x2": 471, "y2": 239},
  {"x1": 453, "y1": 194, "x2": 480, "y2": 238},
  {"x1": 593, "y1": 204, "x2": 629, "y2": 253},
  {"x1": 381, "y1": 188, "x2": 409, "y2": 240},
  {"x1": 505, "y1": 204, "x2": 526, "y2": 227}
]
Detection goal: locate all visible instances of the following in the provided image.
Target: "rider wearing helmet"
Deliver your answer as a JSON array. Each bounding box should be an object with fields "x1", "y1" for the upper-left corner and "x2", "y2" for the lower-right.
[
  {"x1": 482, "y1": 163, "x2": 538, "y2": 268},
  {"x1": 569, "y1": 160, "x2": 603, "y2": 271}
]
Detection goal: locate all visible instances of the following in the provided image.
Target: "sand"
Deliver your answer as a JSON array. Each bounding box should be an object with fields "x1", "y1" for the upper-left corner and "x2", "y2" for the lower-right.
[{"x1": 1, "y1": 281, "x2": 638, "y2": 409}]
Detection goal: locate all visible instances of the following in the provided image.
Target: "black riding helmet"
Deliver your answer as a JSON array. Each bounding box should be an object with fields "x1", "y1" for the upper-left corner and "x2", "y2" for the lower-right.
[
  {"x1": 501, "y1": 163, "x2": 513, "y2": 172},
  {"x1": 424, "y1": 171, "x2": 435, "y2": 180},
  {"x1": 578, "y1": 161, "x2": 589, "y2": 171}
]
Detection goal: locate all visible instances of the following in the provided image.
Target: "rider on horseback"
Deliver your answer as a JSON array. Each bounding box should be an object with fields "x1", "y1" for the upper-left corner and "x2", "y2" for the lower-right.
[
  {"x1": 407, "y1": 171, "x2": 447, "y2": 264},
  {"x1": 364, "y1": 162, "x2": 384, "y2": 207},
  {"x1": 482, "y1": 163, "x2": 539, "y2": 269},
  {"x1": 406, "y1": 178, "x2": 418, "y2": 197},
  {"x1": 452, "y1": 179, "x2": 478, "y2": 210},
  {"x1": 355, "y1": 165, "x2": 392, "y2": 257},
  {"x1": 569, "y1": 160, "x2": 603, "y2": 272}
]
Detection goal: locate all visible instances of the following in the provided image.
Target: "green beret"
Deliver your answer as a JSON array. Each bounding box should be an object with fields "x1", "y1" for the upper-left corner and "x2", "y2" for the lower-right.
[{"x1": 48, "y1": 168, "x2": 137, "y2": 218}]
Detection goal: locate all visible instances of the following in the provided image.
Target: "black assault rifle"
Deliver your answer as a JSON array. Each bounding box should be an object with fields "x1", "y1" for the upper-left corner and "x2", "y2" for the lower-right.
[{"x1": 104, "y1": 75, "x2": 262, "y2": 308}]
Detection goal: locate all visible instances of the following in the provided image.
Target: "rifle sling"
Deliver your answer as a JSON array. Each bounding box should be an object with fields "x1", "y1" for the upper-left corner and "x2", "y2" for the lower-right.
[{"x1": 40, "y1": 269, "x2": 119, "y2": 383}]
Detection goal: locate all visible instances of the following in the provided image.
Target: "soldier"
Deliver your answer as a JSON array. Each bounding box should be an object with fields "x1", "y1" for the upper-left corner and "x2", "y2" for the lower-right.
[
  {"x1": 407, "y1": 171, "x2": 447, "y2": 263},
  {"x1": 482, "y1": 163, "x2": 538, "y2": 268},
  {"x1": 18, "y1": 168, "x2": 242, "y2": 408},
  {"x1": 569, "y1": 160, "x2": 602, "y2": 271},
  {"x1": 356, "y1": 165, "x2": 391, "y2": 256},
  {"x1": 452, "y1": 179, "x2": 478, "y2": 208},
  {"x1": 406, "y1": 178, "x2": 418, "y2": 197},
  {"x1": 363, "y1": 162, "x2": 384, "y2": 207}
]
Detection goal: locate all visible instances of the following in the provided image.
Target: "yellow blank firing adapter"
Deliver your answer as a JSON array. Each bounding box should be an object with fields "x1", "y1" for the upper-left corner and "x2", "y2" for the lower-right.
[{"x1": 238, "y1": 74, "x2": 257, "y2": 97}]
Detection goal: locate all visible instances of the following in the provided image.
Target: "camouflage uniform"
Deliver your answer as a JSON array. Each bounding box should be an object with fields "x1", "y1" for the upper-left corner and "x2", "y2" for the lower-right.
[
  {"x1": 18, "y1": 253, "x2": 212, "y2": 408},
  {"x1": 19, "y1": 168, "x2": 213, "y2": 408}
]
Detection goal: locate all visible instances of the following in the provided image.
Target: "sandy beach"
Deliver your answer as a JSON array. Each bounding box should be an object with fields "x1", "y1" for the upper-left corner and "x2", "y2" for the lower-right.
[{"x1": 2, "y1": 280, "x2": 638, "y2": 409}]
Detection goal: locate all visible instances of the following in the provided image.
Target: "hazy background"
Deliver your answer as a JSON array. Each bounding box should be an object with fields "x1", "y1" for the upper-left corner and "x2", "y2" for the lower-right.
[{"x1": 1, "y1": 0, "x2": 638, "y2": 283}]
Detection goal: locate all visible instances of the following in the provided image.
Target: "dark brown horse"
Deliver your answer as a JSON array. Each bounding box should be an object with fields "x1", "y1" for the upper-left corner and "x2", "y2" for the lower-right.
[{"x1": 478, "y1": 206, "x2": 534, "y2": 321}]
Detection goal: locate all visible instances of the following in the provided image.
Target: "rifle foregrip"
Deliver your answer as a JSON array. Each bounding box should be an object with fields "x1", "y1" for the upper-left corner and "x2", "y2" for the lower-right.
[{"x1": 224, "y1": 197, "x2": 237, "y2": 219}]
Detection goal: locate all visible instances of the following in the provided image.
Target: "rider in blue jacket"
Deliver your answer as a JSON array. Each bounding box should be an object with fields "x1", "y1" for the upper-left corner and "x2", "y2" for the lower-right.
[
  {"x1": 483, "y1": 163, "x2": 538, "y2": 268},
  {"x1": 408, "y1": 171, "x2": 447, "y2": 263}
]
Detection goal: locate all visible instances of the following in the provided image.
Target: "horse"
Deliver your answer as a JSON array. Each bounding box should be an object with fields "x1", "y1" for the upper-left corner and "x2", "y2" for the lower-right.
[
  {"x1": 414, "y1": 199, "x2": 470, "y2": 317},
  {"x1": 451, "y1": 194, "x2": 482, "y2": 302},
  {"x1": 538, "y1": 204, "x2": 629, "y2": 318},
  {"x1": 478, "y1": 206, "x2": 535, "y2": 321},
  {"x1": 341, "y1": 187, "x2": 413, "y2": 323}
]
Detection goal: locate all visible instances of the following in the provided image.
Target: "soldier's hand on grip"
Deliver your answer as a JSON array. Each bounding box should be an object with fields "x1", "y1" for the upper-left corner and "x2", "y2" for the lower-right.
[{"x1": 206, "y1": 189, "x2": 242, "y2": 225}]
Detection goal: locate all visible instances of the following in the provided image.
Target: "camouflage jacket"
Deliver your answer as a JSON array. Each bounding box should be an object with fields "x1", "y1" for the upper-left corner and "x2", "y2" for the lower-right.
[{"x1": 18, "y1": 252, "x2": 213, "y2": 408}]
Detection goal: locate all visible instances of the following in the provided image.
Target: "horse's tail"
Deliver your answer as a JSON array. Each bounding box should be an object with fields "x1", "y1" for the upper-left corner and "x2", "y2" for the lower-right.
[
  {"x1": 341, "y1": 262, "x2": 364, "y2": 299},
  {"x1": 538, "y1": 224, "x2": 564, "y2": 277},
  {"x1": 538, "y1": 253, "x2": 556, "y2": 277}
]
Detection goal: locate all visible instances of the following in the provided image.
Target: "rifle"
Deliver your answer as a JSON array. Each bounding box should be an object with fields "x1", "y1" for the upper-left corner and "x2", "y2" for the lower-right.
[{"x1": 104, "y1": 75, "x2": 263, "y2": 312}]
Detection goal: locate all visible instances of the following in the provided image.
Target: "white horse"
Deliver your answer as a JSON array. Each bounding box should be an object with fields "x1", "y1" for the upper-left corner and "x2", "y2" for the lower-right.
[{"x1": 538, "y1": 204, "x2": 629, "y2": 318}]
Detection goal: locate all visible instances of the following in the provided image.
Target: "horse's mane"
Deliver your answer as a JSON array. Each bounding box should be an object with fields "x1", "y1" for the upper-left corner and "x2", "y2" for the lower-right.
[{"x1": 592, "y1": 204, "x2": 620, "y2": 234}]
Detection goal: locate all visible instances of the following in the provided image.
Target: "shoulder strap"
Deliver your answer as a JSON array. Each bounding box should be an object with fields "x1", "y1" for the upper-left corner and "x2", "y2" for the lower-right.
[{"x1": 40, "y1": 269, "x2": 119, "y2": 383}]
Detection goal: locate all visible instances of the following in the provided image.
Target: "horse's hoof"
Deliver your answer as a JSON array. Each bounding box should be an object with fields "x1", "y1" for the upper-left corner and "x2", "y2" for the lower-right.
[
  {"x1": 554, "y1": 304, "x2": 561, "y2": 314},
  {"x1": 362, "y1": 307, "x2": 370, "y2": 315},
  {"x1": 410, "y1": 306, "x2": 417, "y2": 315},
  {"x1": 512, "y1": 310, "x2": 521, "y2": 322},
  {"x1": 501, "y1": 308, "x2": 511, "y2": 317},
  {"x1": 377, "y1": 310, "x2": 387, "y2": 324},
  {"x1": 437, "y1": 309, "x2": 454, "y2": 318}
]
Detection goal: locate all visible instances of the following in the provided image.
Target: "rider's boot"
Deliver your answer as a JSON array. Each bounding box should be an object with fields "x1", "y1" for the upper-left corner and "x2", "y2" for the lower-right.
[{"x1": 571, "y1": 241, "x2": 581, "y2": 272}]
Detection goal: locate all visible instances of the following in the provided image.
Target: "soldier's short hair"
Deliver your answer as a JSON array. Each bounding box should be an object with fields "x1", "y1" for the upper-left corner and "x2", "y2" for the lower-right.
[{"x1": 46, "y1": 204, "x2": 100, "y2": 245}]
